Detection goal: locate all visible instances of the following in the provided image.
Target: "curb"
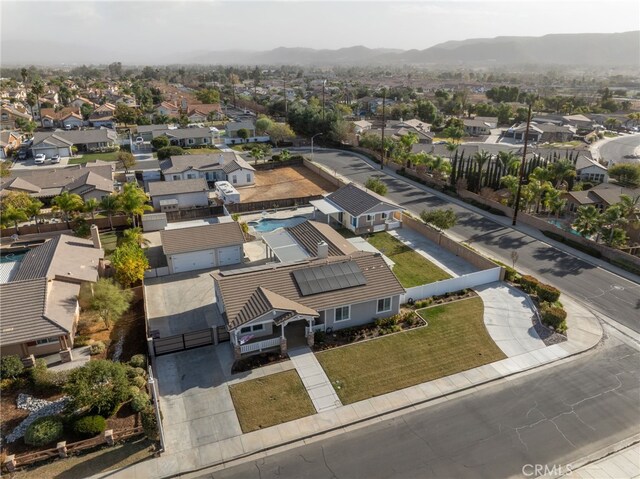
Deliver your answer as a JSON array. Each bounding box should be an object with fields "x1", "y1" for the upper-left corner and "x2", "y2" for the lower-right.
[{"x1": 161, "y1": 321, "x2": 604, "y2": 479}]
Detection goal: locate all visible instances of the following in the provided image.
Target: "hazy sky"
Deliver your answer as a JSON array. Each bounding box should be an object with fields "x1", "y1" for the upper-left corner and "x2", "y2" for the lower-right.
[{"x1": 1, "y1": 0, "x2": 639, "y2": 64}]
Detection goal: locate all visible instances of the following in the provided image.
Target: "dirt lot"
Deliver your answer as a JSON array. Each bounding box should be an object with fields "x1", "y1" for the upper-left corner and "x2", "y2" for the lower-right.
[{"x1": 240, "y1": 165, "x2": 337, "y2": 202}]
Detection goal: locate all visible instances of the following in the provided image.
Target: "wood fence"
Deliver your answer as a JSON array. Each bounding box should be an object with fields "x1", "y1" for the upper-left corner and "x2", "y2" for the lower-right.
[
  {"x1": 226, "y1": 195, "x2": 323, "y2": 214},
  {"x1": 0, "y1": 215, "x2": 131, "y2": 238}
]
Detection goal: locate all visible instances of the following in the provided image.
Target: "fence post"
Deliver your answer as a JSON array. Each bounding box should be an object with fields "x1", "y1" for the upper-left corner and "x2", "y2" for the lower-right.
[
  {"x1": 3, "y1": 455, "x2": 16, "y2": 472},
  {"x1": 147, "y1": 367, "x2": 166, "y2": 454},
  {"x1": 104, "y1": 429, "x2": 114, "y2": 446},
  {"x1": 212, "y1": 327, "x2": 218, "y2": 345},
  {"x1": 57, "y1": 441, "x2": 68, "y2": 458},
  {"x1": 147, "y1": 337, "x2": 155, "y2": 359}
]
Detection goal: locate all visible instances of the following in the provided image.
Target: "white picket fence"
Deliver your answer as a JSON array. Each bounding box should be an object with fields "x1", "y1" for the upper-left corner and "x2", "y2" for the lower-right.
[
  {"x1": 239, "y1": 337, "x2": 281, "y2": 354},
  {"x1": 401, "y1": 267, "x2": 502, "y2": 303}
]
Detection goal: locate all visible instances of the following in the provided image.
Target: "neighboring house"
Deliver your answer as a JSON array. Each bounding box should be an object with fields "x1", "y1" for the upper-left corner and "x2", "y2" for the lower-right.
[
  {"x1": 575, "y1": 156, "x2": 608, "y2": 184},
  {"x1": 225, "y1": 121, "x2": 257, "y2": 140},
  {"x1": 506, "y1": 122, "x2": 576, "y2": 143},
  {"x1": 186, "y1": 104, "x2": 223, "y2": 122},
  {"x1": 137, "y1": 124, "x2": 171, "y2": 142},
  {"x1": 160, "y1": 152, "x2": 255, "y2": 186},
  {"x1": 463, "y1": 118, "x2": 494, "y2": 136},
  {"x1": 69, "y1": 96, "x2": 98, "y2": 109},
  {"x1": 212, "y1": 250, "x2": 405, "y2": 358},
  {"x1": 353, "y1": 120, "x2": 372, "y2": 135},
  {"x1": 31, "y1": 129, "x2": 118, "y2": 157},
  {"x1": 1, "y1": 163, "x2": 115, "y2": 202},
  {"x1": 161, "y1": 222, "x2": 245, "y2": 274},
  {"x1": 310, "y1": 183, "x2": 403, "y2": 234},
  {"x1": 562, "y1": 114, "x2": 595, "y2": 131},
  {"x1": 0, "y1": 234, "x2": 104, "y2": 358},
  {"x1": 563, "y1": 183, "x2": 638, "y2": 214},
  {"x1": 0, "y1": 131, "x2": 21, "y2": 159},
  {"x1": 148, "y1": 177, "x2": 210, "y2": 211},
  {"x1": 89, "y1": 103, "x2": 116, "y2": 127},
  {"x1": 1, "y1": 105, "x2": 32, "y2": 129},
  {"x1": 155, "y1": 101, "x2": 179, "y2": 117},
  {"x1": 388, "y1": 118, "x2": 432, "y2": 134},
  {"x1": 154, "y1": 127, "x2": 217, "y2": 148},
  {"x1": 39, "y1": 107, "x2": 83, "y2": 129}
]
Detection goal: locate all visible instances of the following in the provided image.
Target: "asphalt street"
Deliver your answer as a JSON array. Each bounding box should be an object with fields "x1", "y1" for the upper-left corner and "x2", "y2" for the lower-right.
[
  {"x1": 201, "y1": 339, "x2": 639, "y2": 479},
  {"x1": 599, "y1": 134, "x2": 640, "y2": 164},
  {"x1": 308, "y1": 149, "x2": 640, "y2": 334}
]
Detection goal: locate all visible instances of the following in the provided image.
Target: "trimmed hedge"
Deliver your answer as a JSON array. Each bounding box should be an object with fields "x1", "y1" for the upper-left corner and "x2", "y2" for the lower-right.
[
  {"x1": 130, "y1": 390, "x2": 151, "y2": 413},
  {"x1": 141, "y1": 407, "x2": 158, "y2": 441},
  {"x1": 129, "y1": 354, "x2": 147, "y2": 369},
  {"x1": 536, "y1": 283, "x2": 561, "y2": 303},
  {"x1": 73, "y1": 415, "x2": 107, "y2": 437},
  {"x1": 25, "y1": 416, "x2": 64, "y2": 446},
  {"x1": 519, "y1": 275, "x2": 540, "y2": 293},
  {"x1": 541, "y1": 304, "x2": 568, "y2": 333}
]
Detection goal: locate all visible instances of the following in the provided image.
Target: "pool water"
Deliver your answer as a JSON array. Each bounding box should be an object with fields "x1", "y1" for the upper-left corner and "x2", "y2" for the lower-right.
[
  {"x1": 0, "y1": 251, "x2": 27, "y2": 264},
  {"x1": 248, "y1": 216, "x2": 307, "y2": 232},
  {"x1": 547, "y1": 219, "x2": 582, "y2": 237}
]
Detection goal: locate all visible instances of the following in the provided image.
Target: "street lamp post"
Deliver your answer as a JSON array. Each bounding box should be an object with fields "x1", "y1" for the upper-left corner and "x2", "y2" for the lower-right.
[{"x1": 311, "y1": 133, "x2": 323, "y2": 160}]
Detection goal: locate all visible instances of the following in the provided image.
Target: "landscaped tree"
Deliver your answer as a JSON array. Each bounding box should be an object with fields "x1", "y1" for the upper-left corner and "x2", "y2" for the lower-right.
[
  {"x1": 195, "y1": 88, "x2": 220, "y2": 104},
  {"x1": 0, "y1": 203, "x2": 27, "y2": 231},
  {"x1": 83, "y1": 198, "x2": 99, "y2": 221},
  {"x1": 250, "y1": 146, "x2": 265, "y2": 164},
  {"x1": 279, "y1": 149, "x2": 291, "y2": 162},
  {"x1": 617, "y1": 194, "x2": 640, "y2": 228},
  {"x1": 64, "y1": 360, "x2": 131, "y2": 416},
  {"x1": 266, "y1": 122, "x2": 295, "y2": 147},
  {"x1": 100, "y1": 194, "x2": 120, "y2": 230},
  {"x1": 31, "y1": 79, "x2": 45, "y2": 127},
  {"x1": 543, "y1": 188, "x2": 566, "y2": 218},
  {"x1": 601, "y1": 204, "x2": 629, "y2": 247},
  {"x1": 52, "y1": 191, "x2": 84, "y2": 228},
  {"x1": 156, "y1": 146, "x2": 184, "y2": 160},
  {"x1": 150, "y1": 136, "x2": 170, "y2": 150},
  {"x1": 89, "y1": 278, "x2": 134, "y2": 329},
  {"x1": 24, "y1": 197, "x2": 43, "y2": 228},
  {"x1": 111, "y1": 243, "x2": 149, "y2": 287},
  {"x1": 255, "y1": 116, "x2": 273, "y2": 135},
  {"x1": 365, "y1": 176, "x2": 387, "y2": 196},
  {"x1": 117, "y1": 151, "x2": 136, "y2": 173},
  {"x1": 118, "y1": 183, "x2": 152, "y2": 227},
  {"x1": 122, "y1": 227, "x2": 149, "y2": 247},
  {"x1": 236, "y1": 128, "x2": 249, "y2": 144},
  {"x1": 548, "y1": 159, "x2": 576, "y2": 189},
  {"x1": 472, "y1": 150, "x2": 492, "y2": 190},
  {"x1": 608, "y1": 163, "x2": 640, "y2": 187},
  {"x1": 420, "y1": 208, "x2": 457, "y2": 231},
  {"x1": 113, "y1": 103, "x2": 138, "y2": 124},
  {"x1": 572, "y1": 205, "x2": 603, "y2": 238},
  {"x1": 500, "y1": 175, "x2": 519, "y2": 205},
  {"x1": 496, "y1": 150, "x2": 520, "y2": 176}
]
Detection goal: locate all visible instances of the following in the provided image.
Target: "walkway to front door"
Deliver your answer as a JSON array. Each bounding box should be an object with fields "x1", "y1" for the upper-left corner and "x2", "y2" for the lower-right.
[{"x1": 288, "y1": 346, "x2": 342, "y2": 412}]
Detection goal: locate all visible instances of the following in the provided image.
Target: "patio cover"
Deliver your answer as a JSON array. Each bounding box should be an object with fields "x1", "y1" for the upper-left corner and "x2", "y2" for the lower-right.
[
  {"x1": 262, "y1": 229, "x2": 310, "y2": 263},
  {"x1": 310, "y1": 198, "x2": 341, "y2": 215}
]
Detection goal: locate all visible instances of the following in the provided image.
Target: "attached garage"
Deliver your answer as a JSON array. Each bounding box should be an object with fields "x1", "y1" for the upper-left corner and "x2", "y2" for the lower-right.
[{"x1": 161, "y1": 221, "x2": 245, "y2": 274}]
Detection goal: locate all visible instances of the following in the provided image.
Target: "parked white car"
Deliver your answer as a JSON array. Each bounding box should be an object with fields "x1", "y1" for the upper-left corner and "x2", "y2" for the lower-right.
[
  {"x1": 51, "y1": 154, "x2": 61, "y2": 164},
  {"x1": 34, "y1": 154, "x2": 46, "y2": 164}
]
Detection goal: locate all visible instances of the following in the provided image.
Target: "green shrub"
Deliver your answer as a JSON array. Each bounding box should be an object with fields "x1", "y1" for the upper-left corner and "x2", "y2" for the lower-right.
[
  {"x1": 1, "y1": 355, "x2": 24, "y2": 379},
  {"x1": 130, "y1": 390, "x2": 150, "y2": 413},
  {"x1": 414, "y1": 298, "x2": 433, "y2": 309},
  {"x1": 536, "y1": 283, "x2": 561, "y2": 303},
  {"x1": 141, "y1": 407, "x2": 158, "y2": 440},
  {"x1": 156, "y1": 145, "x2": 184, "y2": 160},
  {"x1": 375, "y1": 316, "x2": 397, "y2": 329},
  {"x1": 503, "y1": 266, "x2": 518, "y2": 282},
  {"x1": 31, "y1": 359, "x2": 68, "y2": 394},
  {"x1": 73, "y1": 415, "x2": 107, "y2": 437},
  {"x1": 314, "y1": 331, "x2": 326, "y2": 344},
  {"x1": 519, "y1": 275, "x2": 540, "y2": 293},
  {"x1": 126, "y1": 367, "x2": 146, "y2": 380},
  {"x1": 74, "y1": 335, "x2": 91, "y2": 347},
  {"x1": 89, "y1": 341, "x2": 106, "y2": 355},
  {"x1": 541, "y1": 304, "x2": 568, "y2": 332},
  {"x1": 24, "y1": 416, "x2": 64, "y2": 446},
  {"x1": 131, "y1": 375, "x2": 147, "y2": 389},
  {"x1": 128, "y1": 354, "x2": 147, "y2": 369},
  {"x1": 64, "y1": 360, "x2": 130, "y2": 416}
]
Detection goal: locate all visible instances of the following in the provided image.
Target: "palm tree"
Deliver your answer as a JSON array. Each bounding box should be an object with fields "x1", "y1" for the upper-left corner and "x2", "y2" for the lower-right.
[
  {"x1": 25, "y1": 198, "x2": 43, "y2": 231},
  {"x1": 472, "y1": 150, "x2": 492, "y2": 190},
  {"x1": 601, "y1": 205, "x2": 628, "y2": 246},
  {"x1": 122, "y1": 227, "x2": 150, "y2": 247},
  {"x1": 250, "y1": 147, "x2": 265, "y2": 164},
  {"x1": 616, "y1": 194, "x2": 640, "y2": 227},
  {"x1": 543, "y1": 189, "x2": 564, "y2": 217},
  {"x1": 118, "y1": 183, "x2": 152, "y2": 227},
  {"x1": 31, "y1": 79, "x2": 45, "y2": 128},
  {"x1": 573, "y1": 205, "x2": 603, "y2": 239},
  {"x1": 100, "y1": 195, "x2": 120, "y2": 230},
  {"x1": 444, "y1": 141, "x2": 459, "y2": 157},
  {"x1": 52, "y1": 192, "x2": 84, "y2": 228},
  {"x1": 549, "y1": 159, "x2": 576, "y2": 189},
  {"x1": 496, "y1": 150, "x2": 519, "y2": 176},
  {"x1": 500, "y1": 175, "x2": 519, "y2": 206},
  {"x1": 84, "y1": 198, "x2": 99, "y2": 221},
  {"x1": 428, "y1": 155, "x2": 452, "y2": 180}
]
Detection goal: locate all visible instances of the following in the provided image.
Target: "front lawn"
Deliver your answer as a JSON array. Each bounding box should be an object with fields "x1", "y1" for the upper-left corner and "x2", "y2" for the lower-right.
[
  {"x1": 316, "y1": 297, "x2": 505, "y2": 404},
  {"x1": 68, "y1": 152, "x2": 120, "y2": 164},
  {"x1": 367, "y1": 232, "x2": 450, "y2": 287},
  {"x1": 229, "y1": 370, "x2": 315, "y2": 433}
]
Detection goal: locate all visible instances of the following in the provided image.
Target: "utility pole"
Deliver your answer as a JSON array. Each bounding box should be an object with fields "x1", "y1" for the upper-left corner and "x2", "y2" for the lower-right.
[
  {"x1": 380, "y1": 88, "x2": 386, "y2": 170},
  {"x1": 512, "y1": 102, "x2": 532, "y2": 226},
  {"x1": 284, "y1": 76, "x2": 288, "y2": 120},
  {"x1": 322, "y1": 79, "x2": 326, "y2": 122}
]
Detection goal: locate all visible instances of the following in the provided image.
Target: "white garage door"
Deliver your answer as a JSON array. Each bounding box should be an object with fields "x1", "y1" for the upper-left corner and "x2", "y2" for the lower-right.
[
  {"x1": 34, "y1": 147, "x2": 58, "y2": 158},
  {"x1": 217, "y1": 246, "x2": 241, "y2": 266},
  {"x1": 171, "y1": 250, "x2": 215, "y2": 273}
]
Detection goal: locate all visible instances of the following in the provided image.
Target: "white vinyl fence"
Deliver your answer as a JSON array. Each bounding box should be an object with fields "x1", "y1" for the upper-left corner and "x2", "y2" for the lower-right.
[{"x1": 401, "y1": 267, "x2": 502, "y2": 303}]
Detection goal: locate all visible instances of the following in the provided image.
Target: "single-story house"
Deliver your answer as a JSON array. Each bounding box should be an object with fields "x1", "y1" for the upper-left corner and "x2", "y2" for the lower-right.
[
  {"x1": 562, "y1": 114, "x2": 595, "y2": 131},
  {"x1": 154, "y1": 127, "x2": 217, "y2": 148},
  {"x1": 186, "y1": 104, "x2": 223, "y2": 122},
  {"x1": 69, "y1": 96, "x2": 98, "y2": 109},
  {"x1": 563, "y1": 184, "x2": 638, "y2": 214},
  {"x1": 0, "y1": 234, "x2": 103, "y2": 358},
  {"x1": 225, "y1": 121, "x2": 256, "y2": 140},
  {"x1": 506, "y1": 122, "x2": 576, "y2": 143},
  {"x1": 575, "y1": 156, "x2": 608, "y2": 184},
  {"x1": 1, "y1": 105, "x2": 32, "y2": 130},
  {"x1": 353, "y1": 120, "x2": 372, "y2": 134},
  {"x1": 463, "y1": 118, "x2": 493, "y2": 136},
  {"x1": 147, "y1": 177, "x2": 209, "y2": 211},
  {"x1": 1, "y1": 163, "x2": 115, "y2": 202},
  {"x1": 311, "y1": 182, "x2": 403, "y2": 234},
  {"x1": 212, "y1": 250, "x2": 405, "y2": 358},
  {"x1": 160, "y1": 152, "x2": 255, "y2": 186},
  {"x1": 0, "y1": 131, "x2": 21, "y2": 159},
  {"x1": 31, "y1": 129, "x2": 118, "y2": 157},
  {"x1": 161, "y1": 222, "x2": 245, "y2": 274},
  {"x1": 136, "y1": 124, "x2": 171, "y2": 142}
]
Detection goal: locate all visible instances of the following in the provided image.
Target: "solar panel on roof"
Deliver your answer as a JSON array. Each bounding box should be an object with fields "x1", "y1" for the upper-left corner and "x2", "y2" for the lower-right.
[{"x1": 292, "y1": 261, "x2": 367, "y2": 296}]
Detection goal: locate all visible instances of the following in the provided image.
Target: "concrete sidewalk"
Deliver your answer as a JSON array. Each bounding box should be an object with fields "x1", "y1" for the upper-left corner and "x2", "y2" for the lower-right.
[
  {"x1": 288, "y1": 347, "x2": 342, "y2": 412},
  {"x1": 477, "y1": 282, "x2": 547, "y2": 357},
  {"x1": 565, "y1": 443, "x2": 640, "y2": 478},
  {"x1": 96, "y1": 294, "x2": 603, "y2": 479}
]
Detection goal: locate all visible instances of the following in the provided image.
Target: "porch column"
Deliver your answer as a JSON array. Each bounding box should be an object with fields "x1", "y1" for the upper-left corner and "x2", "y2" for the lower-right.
[
  {"x1": 280, "y1": 323, "x2": 287, "y2": 355},
  {"x1": 280, "y1": 323, "x2": 285, "y2": 339},
  {"x1": 306, "y1": 318, "x2": 315, "y2": 347}
]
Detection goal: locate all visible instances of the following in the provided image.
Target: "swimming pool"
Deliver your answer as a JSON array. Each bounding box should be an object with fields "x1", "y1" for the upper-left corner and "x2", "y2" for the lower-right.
[
  {"x1": 248, "y1": 216, "x2": 308, "y2": 233},
  {"x1": 0, "y1": 251, "x2": 27, "y2": 264},
  {"x1": 547, "y1": 219, "x2": 582, "y2": 237}
]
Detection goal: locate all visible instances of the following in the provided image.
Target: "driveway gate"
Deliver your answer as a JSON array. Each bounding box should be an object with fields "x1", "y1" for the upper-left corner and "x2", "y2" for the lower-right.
[{"x1": 153, "y1": 329, "x2": 214, "y2": 356}]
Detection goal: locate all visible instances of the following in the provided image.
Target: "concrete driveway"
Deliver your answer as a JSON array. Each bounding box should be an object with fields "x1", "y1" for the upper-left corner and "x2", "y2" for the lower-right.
[{"x1": 145, "y1": 270, "x2": 221, "y2": 337}]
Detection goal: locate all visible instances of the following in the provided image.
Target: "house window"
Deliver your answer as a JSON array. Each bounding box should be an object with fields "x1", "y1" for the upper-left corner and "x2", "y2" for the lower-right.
[
  {"x1": 366, "y1": 214, "x2": 373, "y2": 222},
  {"x1": 381, "y1": 212, "x2": 388, "y2": 220},
  {"x1": 203, "y1": 138, "x2": 208, "y2": 144},
  {"x1": 335, "y1": 306, "x2": 350, "y2": 322},
  {"x1": 232, "y1": 175, "x2": 237, "y2": 184},
  {"x1": 246, "y1": 173, "x2": 251, "y2": 183},
  {"x1": 240, "y1": 324, "x2": 264, "y2": 334},
  {"x1": 187, "y1": 173, "x2": 196, "y2": 179},
  {"x1": 188, "y1": 138, "x2": 194, "y2": 145},
  {"x1": 351, "y1": 217, "x2": 357, "y2": 228},
  {"x1": 253, "y1": 324, "x2": 264, "y2": 331},
  {"x1": 173, "y1": 175, "x2": 181, "y2": 180},
  {"x1": 36, "y1": 336, "x2": 59, "y2": 345},
  {"x1": 377, "y1": 297, "x2": 392, "y2": 313}
]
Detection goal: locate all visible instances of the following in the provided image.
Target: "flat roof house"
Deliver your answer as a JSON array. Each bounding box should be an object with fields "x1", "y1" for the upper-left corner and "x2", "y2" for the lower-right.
[
  {"x1": 147, "y1": 177, "x2": 209, "y2": 211},
  {"x1": 0, "y1": 234, "x2": 103, "y2": 358},
  {"x1": 161, "y1": 222, "x2": 245, "y2": 274},
  {"x1": 311, "y1": 183, "x2": 403, "y2": 234},
  {"x1": 160, "y1": 152, "x2": 255, "y2": 187},
  {"x1": 212, "y1": 250, "x2": 404, "y2": 358}
]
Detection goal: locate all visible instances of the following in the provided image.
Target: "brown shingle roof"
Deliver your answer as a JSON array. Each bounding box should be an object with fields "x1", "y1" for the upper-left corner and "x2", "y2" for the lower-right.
[
  {"x1": 232, "y1": 287, "x2": 318, "y2": 329},
  {"x1": 161, "y1": 222, "x2": 245, "y2": 255},
  {"x1": 213, "y1": 252, "x2": 404, "y2": 331}
]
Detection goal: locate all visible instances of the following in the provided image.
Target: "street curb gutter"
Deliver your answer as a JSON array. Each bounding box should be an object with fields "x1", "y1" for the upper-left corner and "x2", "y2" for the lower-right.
[{"x1": 166, "y1": 327, "x2": 604, "y2": 479}]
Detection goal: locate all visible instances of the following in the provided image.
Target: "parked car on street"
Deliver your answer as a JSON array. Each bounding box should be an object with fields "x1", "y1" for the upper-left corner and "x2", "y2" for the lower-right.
[{"x1": 34, "y1": 154, "x2": 46, "y2": 164}]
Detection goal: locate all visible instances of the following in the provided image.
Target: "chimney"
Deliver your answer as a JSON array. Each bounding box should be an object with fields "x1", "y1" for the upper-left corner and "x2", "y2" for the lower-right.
[
  {"x1": 90, "y1": 224, "x2": 102, "y2": 250},
  {"x1": 317, "y1": 241, "x2": 328, "y2": 259}
]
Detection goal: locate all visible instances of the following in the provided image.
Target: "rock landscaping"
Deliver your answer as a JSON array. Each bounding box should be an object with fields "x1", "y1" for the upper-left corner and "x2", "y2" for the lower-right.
[{"x1": 5, "y1": 394, "x2": 69, "y2": 443}]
